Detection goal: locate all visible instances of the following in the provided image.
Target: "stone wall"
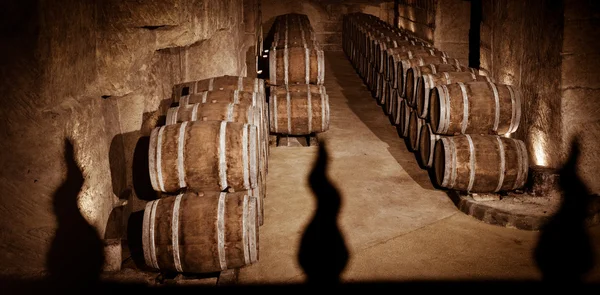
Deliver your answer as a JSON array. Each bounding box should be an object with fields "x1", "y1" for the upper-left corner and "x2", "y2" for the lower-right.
[
  {"x1": 479, "y1": 0, "x2": 564, "y2": 174},
  {"x1": 260, "y1": 0, "x2": 392, "y2": 51},
  {"x1": 397, "y1": 0, "x2": 470, "y2": 66},
  {"x1": 561, "y1": 0, "x2": 600, "y2": 193},
  {"x1": 0, "y1": 0, "x2": 255, "y2": 275}
]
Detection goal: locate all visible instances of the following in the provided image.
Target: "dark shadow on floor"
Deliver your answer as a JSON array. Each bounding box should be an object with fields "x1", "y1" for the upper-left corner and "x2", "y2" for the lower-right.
[
  {"x1": 325, "y1": 50, "x2": 437, "y2": 190},
  {"x1": 534, "y1": 136, "x2": 596, "y2": 284},
  {"x1": 298, "y1": 140, "x2": 349, "y2": 285},
  {"x1": 46, "y1": 138, "x2": 105, "y2": 293}
]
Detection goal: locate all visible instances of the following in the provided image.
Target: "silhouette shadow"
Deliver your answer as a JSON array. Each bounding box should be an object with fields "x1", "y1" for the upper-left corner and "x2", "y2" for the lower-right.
[
  {"x1": 298, "y1": 140, "x2": 349, "y2": 285},
  {"x1": 46, "y1": 138, "x2": 105, "y2": 293},
  {"x1": 533, "y1": 137, "x2": 596, "y2": 284}
]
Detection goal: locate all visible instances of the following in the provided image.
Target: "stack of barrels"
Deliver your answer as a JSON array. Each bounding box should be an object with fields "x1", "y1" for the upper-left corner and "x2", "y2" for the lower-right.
[
  {"x1": 140, "y1": 75, "x2": 269, "y2": 275},
  {"x1": 343, "y1": 13, "x2": 529, "y2": 194},
  {"x1": 267, "y1": 13, "x2": 330, "y2": 137}
]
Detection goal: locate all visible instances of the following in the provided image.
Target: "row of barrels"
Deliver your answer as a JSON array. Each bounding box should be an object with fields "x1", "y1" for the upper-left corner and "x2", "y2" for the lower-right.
[
  {"x1": 141, "y1": 75, "x2": 269, "y2": 274},
  {"x1": 268, "y1": 13, "x2": 325, "y2": 86},
  {"x1": 343, "y1": 13, "x2": 529, "y2": 194},
  {"x1": 266, "y1": 14, "x2": 331, "y2": 136}
]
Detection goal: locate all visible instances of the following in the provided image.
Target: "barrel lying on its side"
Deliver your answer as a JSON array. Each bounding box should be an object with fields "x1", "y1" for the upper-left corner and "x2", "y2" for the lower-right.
[
  {"x1": 148, "y1": 121, "x2": 259, "y2": 193},
  {"x1": 269, "y1": 86, "x2": 330, "y2": 135},
  {"x1": 418, "y1": 123, "x2": 444, "y2": 169},
  {"x1": 269, "y1": 47, "x2": 325, "y2": 85},
  {"x1": 416, "y1": 72, "x2": 493, "y2": 119},
  {"x1": 172, "y1": 76, "x2": 266, "y2": 105},
  {"x1": 142, "y1": 191, "x2": 258, "y2": 274},
  {"x1": 428, "y1": 81, "x2": 522, "y2": 136},
  {"x1": 432, "y1": 134, "x2": 529, "y2": 193}
]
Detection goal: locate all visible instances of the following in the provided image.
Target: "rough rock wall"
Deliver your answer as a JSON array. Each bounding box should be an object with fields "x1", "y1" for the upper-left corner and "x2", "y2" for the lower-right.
[
  {"x1": 0, "y1": 0, "x2": 252, "y2": 274},
  {"x1": 396, "y1": 0, "x2": 436, "y2": 42},
  {"x1": 260, "y1": 0, "x2": 391, "y2": 51},
  {"x1": 397, "y1": 0, "x2": 470, "y2": 66},
  {"x1": 561, "y1": 0, "x2": 600, "y2": 193},
  {"x1": 479, "y1": 1, "x2": 564, "y2": 173},
  {"x1": 432, "y1": 0, "x2": 470, "y2": 66}
]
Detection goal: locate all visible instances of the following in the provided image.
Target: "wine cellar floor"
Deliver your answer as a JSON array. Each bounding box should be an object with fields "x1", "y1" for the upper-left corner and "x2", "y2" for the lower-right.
[{"x1": 235, "y1": 51, "x2": 600, "y2": 284}]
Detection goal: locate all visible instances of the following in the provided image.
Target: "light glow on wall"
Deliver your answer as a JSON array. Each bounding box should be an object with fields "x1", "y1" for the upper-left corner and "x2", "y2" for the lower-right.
[{"x1": 532, "y1": 129, "x2": 548, "y2": 167}]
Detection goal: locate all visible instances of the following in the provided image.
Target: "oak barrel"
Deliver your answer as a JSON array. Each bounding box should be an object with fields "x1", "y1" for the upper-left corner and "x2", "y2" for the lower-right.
[
  {"x1": 416, "y1": 72, "x2": 493, "y2": 119},
  {"x1": 432, "y1": 134, "x2": 529, "y2": 193},
  {"x1": 172, "y1": 76, "x2": 265, "y2": 104},
  {"x1": 417, "y1": 123, "x2": 443, "y2": 168},
  {"x1": 399, "y1": 56, "x2": 461, "y2": 98},
  {"x1": 165, "y1": 101, "x2": 268, "y2": 181},
  {"x1": 178, "y1": 90, "x2": 268, "y2": 159},
  {"x1": 269, "y1": 86, "x2": 330, "y2": 135},
  {"x1": 148, "y1": 121, "x2": 259, "y2": 193},
  {"x1": 142, "y1": 191, "x2": 258, "y2": 273},
  {"x1": 407, "y1": 110, "x2": 425, "y2": 152},
  {"x1": 386, "y1": 47, "x2": 448, "y2": 84},
  {"x1": 429, "y1": 81, "x2": 522, "y2": 135},
  {"x1": 384, "y1": 81, "x2": 395, "y2": 115},
  {"x1": 405, "y1": 63, "x2": 467, "y2": 107},
  {"x1": 271, "y1": 14, "x2": 317, "y2": 49},
  {"x1": 397, "y1": 99, "x2": 411, "y2": 136},
  {"x1": 269, "y1": 47, "x2": 325, "y2": 85}
]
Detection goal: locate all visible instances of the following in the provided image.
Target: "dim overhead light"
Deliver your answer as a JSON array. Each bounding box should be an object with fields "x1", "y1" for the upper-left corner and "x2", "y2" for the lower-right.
[
  {"x1": 264, "y1": 49, "x2": 269, "y2": 53},
  {"x1": 257, "y1": 70, "x2": 263, "y2": 74},
  {"x1": 262, "y1": 55, "x2": 268, "y2": 58}
]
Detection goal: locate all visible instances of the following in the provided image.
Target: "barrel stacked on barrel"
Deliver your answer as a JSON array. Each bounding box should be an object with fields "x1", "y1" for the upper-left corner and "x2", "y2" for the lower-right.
[
  {"x1": 140, "y1": 75, "x2": 270, "y2": 275},
  {"x1": 343, "y1": 13, "x2": 529, "y2": 195},
  {"x1": 266, "y1": 13, "x2": 330, "y2": 137}
]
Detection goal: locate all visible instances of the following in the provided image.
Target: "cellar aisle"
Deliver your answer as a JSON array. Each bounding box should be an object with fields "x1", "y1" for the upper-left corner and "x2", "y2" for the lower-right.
[{"x1": 237, "y1": 51, "x2": 600, "y2": 284}]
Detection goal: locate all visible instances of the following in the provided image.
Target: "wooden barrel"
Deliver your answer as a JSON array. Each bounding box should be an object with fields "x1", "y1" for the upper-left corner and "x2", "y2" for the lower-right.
[
  {"x1": 416, "y1": 72, "x2": 494, "y2": 119},
  {"x1": 417, "y1": 123, "x2": 443, "y2": 168},
  {"x1": 385, "y1": 47, "x2": 448, "y2": 83},
  {"x1": 376, "y1": 72, "x2": 387, "y2": 104},
  {"x1": 166, "y1": 102, "x2": 259, "y2": 127},
  {"x1": 405, "y1": 63, "x2": 467, "y2": 107},
  {"x1": 142, "y1": 191, "x2": 258, "y2": 273},
  {"x1": 429, "y1": 81, "x2": 522, "y2": 136},
  {"x1": 384, "y1": 81, "x2": 395, "y2": 115},
  {"x1": 399, "y1": 56, "x2": 461, "y2": 98},
  {"x1": 271, "y1": 14, "x2": 317, "y2": 49},
  {"x1": 172, "y1": 76, "x2": 265, "y2": 104},
  {"x1": 269, "y1": 46, "x2": 325, "y2": 85},
  {"x1": 432, "y1": 134, "x2": 529, "y2": 193},
  {"x1": 178, "y1": 90, "x2": 268, "y2": 158},
  {"x1": 390, "y1": 90, "x2": 402, "y2": 125},
  {"x1": 397, "y1": 99, "x2": 411, "y2": 136},
  {"x1": 165, "y1": 101, "x2": 268, "y2": 182},
  {"x1": 148, "y1": 121, "x2": 259, "y2": 193},
  {"x1": 271, "y1": 83, "x2": 327, "y2": 96},
  {"x1": 269, "y1": 86, "x2": 330, "y2": 135},
  {"x1": 407, "y1": 110, "x2": 425, "y2": 152}
]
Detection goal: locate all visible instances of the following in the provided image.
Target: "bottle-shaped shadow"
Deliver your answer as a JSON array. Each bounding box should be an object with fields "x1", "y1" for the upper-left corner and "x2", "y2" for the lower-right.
[
  {"x1": 46, "y1": 138, "x2": 105, "y2": 292},
  {"x1": 298, "y1": 141, "x2": 349, "y2": 285},
  {"x1": 533, "y1": 137, "x2": 595, "y2": 284}
]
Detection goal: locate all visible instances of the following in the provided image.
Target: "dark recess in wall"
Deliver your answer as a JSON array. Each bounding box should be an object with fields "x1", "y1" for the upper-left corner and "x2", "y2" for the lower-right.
[{"x1": 468, "y1": 0, "x2": 481, "y2": 69}]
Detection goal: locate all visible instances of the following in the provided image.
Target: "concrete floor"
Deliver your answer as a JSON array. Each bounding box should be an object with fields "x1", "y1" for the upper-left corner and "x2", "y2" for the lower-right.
[{"x1": 237, "y1": 51, "x2": 600, "y2": 284}]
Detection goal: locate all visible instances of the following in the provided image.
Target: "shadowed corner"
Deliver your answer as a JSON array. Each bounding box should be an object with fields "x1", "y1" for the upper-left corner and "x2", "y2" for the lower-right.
[
  {"x1": 46, "y1": 138, "x2": 105, "y2": 293},
  {"x1": 298, "y1": 139, "x2": 350, "y2": 287},
  {"x1": 533, "y1": 136, "x2": 596, "y2": 285}
]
